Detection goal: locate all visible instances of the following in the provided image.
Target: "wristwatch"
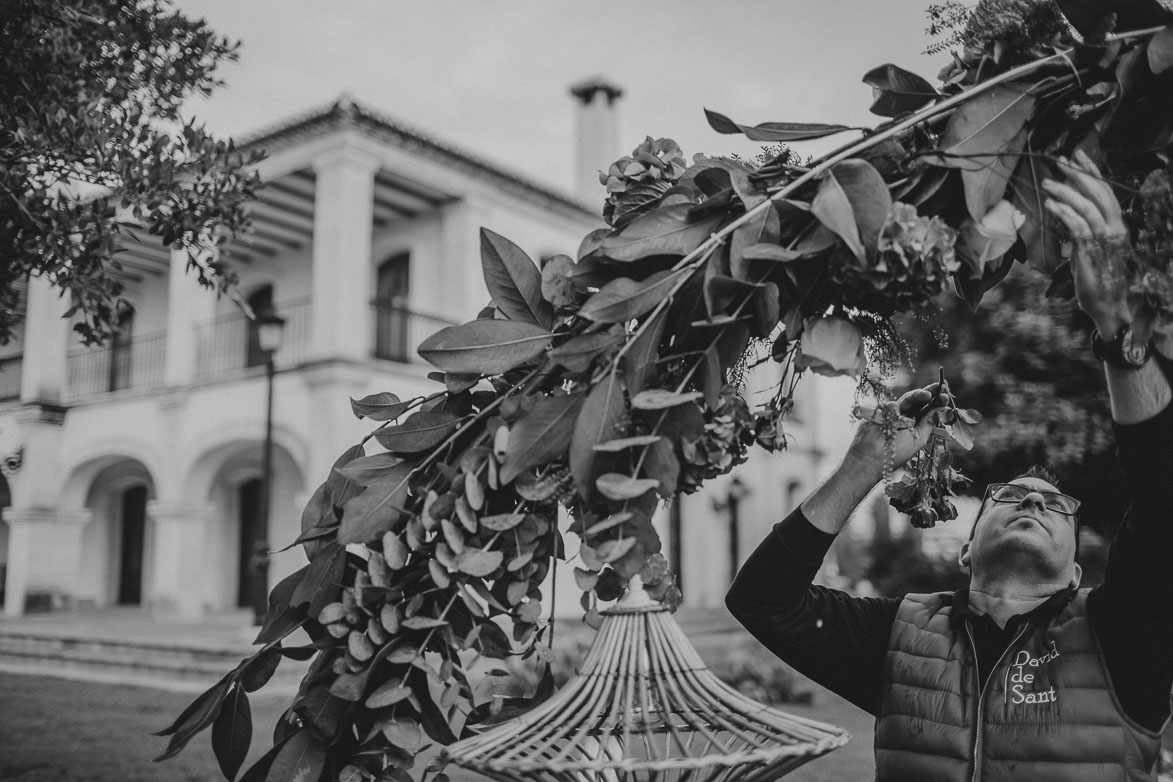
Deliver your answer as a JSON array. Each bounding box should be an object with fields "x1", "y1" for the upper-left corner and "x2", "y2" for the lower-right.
[{"x1": 1091, "y1": 324, "x2": 1152, "y2": 370}]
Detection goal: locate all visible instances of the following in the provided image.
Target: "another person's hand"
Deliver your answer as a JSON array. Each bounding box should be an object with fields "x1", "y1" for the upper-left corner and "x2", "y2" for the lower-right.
[
  {"x1": 1043, "y1": 149, "x2": 1131, "y2": 335},
  {"x1": 848, "y1": 383, "x2": 949, "y2": 476}
]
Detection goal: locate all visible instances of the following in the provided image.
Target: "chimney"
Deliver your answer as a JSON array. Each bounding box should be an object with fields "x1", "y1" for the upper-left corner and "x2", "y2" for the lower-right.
[{"x1": 569, "y1": 76, "x2": 623, "y2": 205}]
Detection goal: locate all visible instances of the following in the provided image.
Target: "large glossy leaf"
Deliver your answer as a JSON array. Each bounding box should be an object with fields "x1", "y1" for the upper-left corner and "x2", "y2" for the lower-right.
[
  {"x1": 704, "y1": 108, "x2": 854, "y2": 141},
  {"x1": 290, "y1": 542, "x2": 346, "y2": 617},
  {"x1": 481, "y1": 228, "x2": 554, "y2": 329},
  {"x1": 810, "y1": 159, "x2": 892, "y2": 261},
  {"x1": 623, "y1": 307, "x2": 667, "y2": 395},
  {"x1": 264, "y1": 728, "x2": 326, "y2": 782},
  {"x1": 1150, "y1": 24, "x2": 1173, "y2": 74},
  {"x1": 374, "y1": 411, "x2": 460, "y2": 454},
  {"x1": 1010, "y1": 150, "x2": 1063, "y2": 275},
  {"x1": 418, "y1": 320, "x2": 551, "y2": 374},
  {"x1": 349, "y1": 392, "x2": 409, "y2": 421},
  {"x1": 152, "y1": 674, "x2": 233, "y2": 760},
  {"x1": 600, "y1": 203, "x2": 722, "y2": 262},
  {"x1": 930, "y1": 85, "x2": 1035, "y2": 219},
  {"x1": 333, "y1": 453, "x2": 401, "y2": 486},
  {"x1": 500, "y1": 392, "x2": 585, "y2": 484},
  {"x1": 547, "y1": 332, "x2": 622, "y2": 372},
  {"x1": 211, "y1": 684, "x2": 252, "y2": 781},
  {"x1": 862, "y1": 64, "x2": 940, "y2": 117},
  {"x1": 338, "y1": 464, "x2": 413, "y2": 545},
  {"x1": 570, "y1": 371, "x2": 625, "y2": 498},
  {"x1": 578, "y1": 269, "x2": 685, "y2": 323}
]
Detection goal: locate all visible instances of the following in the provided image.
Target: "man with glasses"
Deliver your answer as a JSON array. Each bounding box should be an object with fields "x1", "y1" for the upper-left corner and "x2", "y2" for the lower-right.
[{"x1": 728, "y1": 150, "x2": 1173, "y2": 781}]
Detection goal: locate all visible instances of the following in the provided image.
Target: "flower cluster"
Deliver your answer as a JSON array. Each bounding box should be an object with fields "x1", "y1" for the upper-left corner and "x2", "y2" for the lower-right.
[
  {"x1": 678, "y1": 387, "x2": 756, "y2": 492},
  {"x1": 830, "y1": 202, "x2": 959, "y2": 316},
  {"x1": 599, "y1": 137, "x2": 688, "y2": 227}
]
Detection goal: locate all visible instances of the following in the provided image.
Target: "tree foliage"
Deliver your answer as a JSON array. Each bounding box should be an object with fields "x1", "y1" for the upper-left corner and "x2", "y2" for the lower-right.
[
  {"x1": 0, "y1": 0, "x2": 260, "y2": 345},
  {"x1": 161, "y1": 1, "x2": 1173, "y2": 779}
]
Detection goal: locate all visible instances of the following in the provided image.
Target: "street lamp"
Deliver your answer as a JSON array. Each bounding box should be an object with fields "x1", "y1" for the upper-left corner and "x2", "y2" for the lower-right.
[
  {"x1": 252, "y1": 310, "x2": 285, "y2": 625},
  {"x1": 712, "y1": 476, "x2": 751, "y2": 587}
]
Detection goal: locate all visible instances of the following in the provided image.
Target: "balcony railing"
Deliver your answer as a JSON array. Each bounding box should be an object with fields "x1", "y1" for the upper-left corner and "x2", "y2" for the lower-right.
[
  {"x1": 0, "y1": 355, "x2": 21, "y2": 401},
  {"x1": 372, "y1": 299, "x2": 458, "y2": 363},
  {"x1": 194, "y1": 297, "x2": 312, "y2": 379},
  {"x1": 66, "y1": 331, "x2": 167, "y2": 401}
]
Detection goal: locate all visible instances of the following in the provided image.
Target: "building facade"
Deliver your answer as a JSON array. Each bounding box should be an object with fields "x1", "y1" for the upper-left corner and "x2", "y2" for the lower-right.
[{"x1": 0, "y1": 87, "x2": 857, "y2": 621}]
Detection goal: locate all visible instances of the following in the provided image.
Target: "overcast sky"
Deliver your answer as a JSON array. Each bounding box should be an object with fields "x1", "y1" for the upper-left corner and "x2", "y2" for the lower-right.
[{"x1": 175, "y1": 1, "x2": 950, "y2": 196}]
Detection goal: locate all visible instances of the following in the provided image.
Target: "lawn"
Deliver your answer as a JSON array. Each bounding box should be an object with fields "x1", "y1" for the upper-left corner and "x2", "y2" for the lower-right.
[
  {"x1": 1, "y1": 670, "x2": 1164, "y2": 781},
  {"x1": 0, "y1": 671, "x2": 874, "y2": 782}
]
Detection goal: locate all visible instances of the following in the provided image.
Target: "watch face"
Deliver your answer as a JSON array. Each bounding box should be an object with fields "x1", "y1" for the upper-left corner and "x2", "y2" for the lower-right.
[{"x1": 1122, "y1": 331, "x2": 1148, "y2": 365}]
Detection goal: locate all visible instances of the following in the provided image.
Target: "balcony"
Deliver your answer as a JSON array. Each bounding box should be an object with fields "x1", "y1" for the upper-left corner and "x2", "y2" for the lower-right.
[
  {"x1": 372, "y1": 299, "x2": 457, "y2": 363},
  {"x1": 65, "y1": 331, "x2": 166, "y2": 402},
  {"x1": 194, "y1": 297, "x2": 312, "y2": 378},
  {"x1": 0, "y1": 355, "x2": 21, "y2": 402}
]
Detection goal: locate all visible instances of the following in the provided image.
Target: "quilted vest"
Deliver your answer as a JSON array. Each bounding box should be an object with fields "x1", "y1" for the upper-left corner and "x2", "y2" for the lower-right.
[{"x1": 874, "y1": 590, "x2": 1162, "y2": 782}]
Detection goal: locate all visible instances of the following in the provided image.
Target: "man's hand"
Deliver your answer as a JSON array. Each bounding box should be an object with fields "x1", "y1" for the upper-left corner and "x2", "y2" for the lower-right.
[
  {"x1": 1042, "y1": 149, "x2": 1131, "y2": 335},
  {"x1": 849, "y1": 383, "x2": 950, "y2": 478},
  {"x1": 802, "y1": 383, "x2": 950, "y2": 535}
]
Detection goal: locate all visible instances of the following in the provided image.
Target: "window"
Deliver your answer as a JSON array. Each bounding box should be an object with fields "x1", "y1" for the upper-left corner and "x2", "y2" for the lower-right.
[{"x1": 374, "y1": 253, "x2": 411, "y2": 362}]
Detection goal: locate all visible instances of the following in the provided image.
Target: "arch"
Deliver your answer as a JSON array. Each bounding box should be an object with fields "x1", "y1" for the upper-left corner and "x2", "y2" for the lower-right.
[
  {"x1": 75, "y1": 457, "x2": 156, "y2": 608},
  {"x1": 59, "y1": 439, "x2": 164, "y2": 510},
  {"x1": 185, "y1": 430, "x2": 307, "y2": 612}
]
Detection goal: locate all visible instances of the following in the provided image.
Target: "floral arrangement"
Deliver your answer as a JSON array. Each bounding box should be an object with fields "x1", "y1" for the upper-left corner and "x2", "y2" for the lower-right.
[{"x1": 160, "y1": 2, "x2": 1173, "y2": 779}]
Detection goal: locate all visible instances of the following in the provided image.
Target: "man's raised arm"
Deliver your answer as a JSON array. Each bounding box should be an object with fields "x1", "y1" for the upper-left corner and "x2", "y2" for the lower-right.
[{"x1": 725, "y1": 386, "x2": 946, "y2": 714}]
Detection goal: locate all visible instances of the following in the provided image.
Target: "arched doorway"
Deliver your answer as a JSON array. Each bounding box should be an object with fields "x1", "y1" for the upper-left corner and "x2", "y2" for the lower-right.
[{"x1": 116, "y1": 485, "x2": 148, "y2": 605}]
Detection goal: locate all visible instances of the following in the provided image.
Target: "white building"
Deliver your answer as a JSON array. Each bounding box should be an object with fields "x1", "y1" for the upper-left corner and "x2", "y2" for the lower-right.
[{"x1": 0, "y1": 84, "x2": 858, "y2": 622}]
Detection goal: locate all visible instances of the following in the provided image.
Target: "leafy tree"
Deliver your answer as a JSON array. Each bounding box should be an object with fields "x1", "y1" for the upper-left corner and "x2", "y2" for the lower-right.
[{"x1": 0, "y1": 0, "x2": 260, "y2": 345}]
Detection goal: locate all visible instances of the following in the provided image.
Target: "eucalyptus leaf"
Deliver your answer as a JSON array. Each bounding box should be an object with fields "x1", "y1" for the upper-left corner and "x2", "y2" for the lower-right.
[
  {"x1": 583, "y1": 512, "x2": 633, "y2": 536},
  {"x1": 595, "y1": 473, "x2": 660, "y2": 501},
  {"x1": 631, "y1": 390, "x2": 703, "y2": 410},
  {"x1": 365, "y1": 680, "x2": 410, "y2": 709},
  {"x1": 481, "y1": 228, "x2": 554, "y2": 329},
  {"x1": 456, "y1": 549, "x2": 505, "y2": 577},
  {"x1": 480, "y1": 512, "x2": 527, "y2": 531},
  {"x1": 418, "y1": 319, "x2": 551, "y2": 374},
  {"x1": 592, "y1": 434, "x2": 663, "y2": 452}
]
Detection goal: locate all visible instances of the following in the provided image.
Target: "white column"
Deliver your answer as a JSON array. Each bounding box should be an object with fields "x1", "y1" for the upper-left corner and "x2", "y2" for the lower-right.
[
  {"x1": 310, "y1": 145, "x2": 379, "y2": 363},
  {"x1": 438, "y1": 197, "x2": 492, "y2": 322},
  {"x1": 164, "y1": 247, "x2": 219, "y2": 385},
  {"x1": 20, "y1": 276, "x2": 72, "y2": 405},
  {"x1": 2, "y1": 507, "x2": 92, "y2": 618},
  {"x1": 147, "y1": 502, "x2": 210, "y2": 621}
]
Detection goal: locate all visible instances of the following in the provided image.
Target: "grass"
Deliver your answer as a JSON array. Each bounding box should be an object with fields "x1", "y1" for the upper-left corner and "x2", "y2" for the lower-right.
[{"x1": 1, "y1": 670, "x2": 1164, "y2": 781}]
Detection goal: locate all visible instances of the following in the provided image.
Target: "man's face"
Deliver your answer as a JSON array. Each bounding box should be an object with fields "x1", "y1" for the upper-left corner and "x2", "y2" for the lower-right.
[{"x1": 964, "y1": 477, "x2": 1080, "y2": 582}]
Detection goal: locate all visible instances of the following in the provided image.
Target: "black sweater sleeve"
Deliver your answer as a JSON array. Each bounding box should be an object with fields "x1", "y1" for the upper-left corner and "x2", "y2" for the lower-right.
[
  {"x1": 1087, "y1": 400, "x2": 1173, "y2": 733},
  {"x1": 725, "y1": 508, "x2": 901, "y2": 715}
]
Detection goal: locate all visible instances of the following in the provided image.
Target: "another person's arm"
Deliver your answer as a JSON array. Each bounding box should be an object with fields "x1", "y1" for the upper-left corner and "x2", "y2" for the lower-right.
[
  {"x1": 727, "y1": 387, "x2": 943, "y2": 714},
  {"x1": 1045, "y1": 151, "x2": 1173, "y2": 732}
]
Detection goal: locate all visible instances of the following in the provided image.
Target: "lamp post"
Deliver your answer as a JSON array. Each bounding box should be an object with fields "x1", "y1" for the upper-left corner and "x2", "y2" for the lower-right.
[
  {"x1": 252, "y1": 311, "x2": 285, "y2": 625},
  {"x1": 712, "y1": 477, "x2": 751, "y2": 587}
]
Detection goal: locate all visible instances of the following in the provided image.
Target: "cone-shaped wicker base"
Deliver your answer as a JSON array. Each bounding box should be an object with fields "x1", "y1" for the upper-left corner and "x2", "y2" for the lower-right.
[{"x1": 443, "y1": 588, "x2": 849, "y2": 782}]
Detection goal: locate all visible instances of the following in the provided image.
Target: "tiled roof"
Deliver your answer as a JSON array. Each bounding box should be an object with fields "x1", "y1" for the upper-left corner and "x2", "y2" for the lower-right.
[{"x1": 238, "y1": 95, "x2": 600, "y2": 222}]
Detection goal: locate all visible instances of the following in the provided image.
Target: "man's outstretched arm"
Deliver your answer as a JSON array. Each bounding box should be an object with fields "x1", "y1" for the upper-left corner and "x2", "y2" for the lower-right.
[
  {"x1": 726, "y1": 386, "x2": 946, "y2": 714},
  {"x1": 1045, "y1": 150, "x2": 1173, "y2": 732}
]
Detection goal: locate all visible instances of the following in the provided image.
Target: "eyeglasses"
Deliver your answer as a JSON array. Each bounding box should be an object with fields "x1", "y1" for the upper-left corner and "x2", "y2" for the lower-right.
[{"x1": 983, "y1": 483, "x2": 1081, "y2": 516}]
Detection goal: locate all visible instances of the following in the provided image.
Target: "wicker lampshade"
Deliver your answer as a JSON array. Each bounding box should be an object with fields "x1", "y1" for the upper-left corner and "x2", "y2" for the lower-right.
[{"x1": 442, "y1": 578, "x2": 849, "y2": 782}]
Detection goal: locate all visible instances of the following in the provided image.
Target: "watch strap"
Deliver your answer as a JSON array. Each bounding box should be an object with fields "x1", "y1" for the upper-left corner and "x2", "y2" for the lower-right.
[{"x1": 1091, "y1": 325, "x2": 1151, "y2": 370}]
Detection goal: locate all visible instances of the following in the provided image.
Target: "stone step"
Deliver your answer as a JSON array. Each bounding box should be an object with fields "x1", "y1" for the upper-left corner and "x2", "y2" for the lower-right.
[{"x1": 0, "y1": 631, "x2": 306, "y2": 692}]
